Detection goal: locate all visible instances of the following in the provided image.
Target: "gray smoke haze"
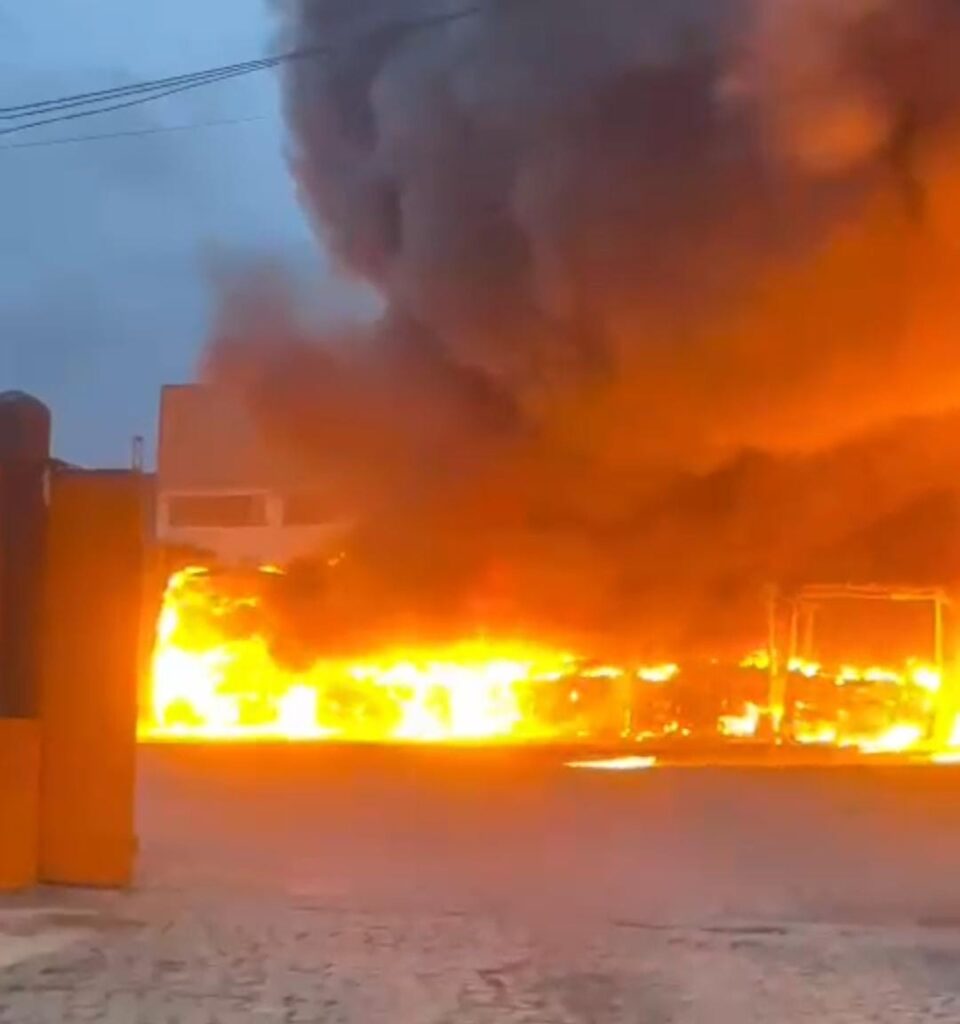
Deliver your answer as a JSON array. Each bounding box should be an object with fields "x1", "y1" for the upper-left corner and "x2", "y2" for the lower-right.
[{"x1": 206, "y1": 0, "x2": 960, "y2": 653}]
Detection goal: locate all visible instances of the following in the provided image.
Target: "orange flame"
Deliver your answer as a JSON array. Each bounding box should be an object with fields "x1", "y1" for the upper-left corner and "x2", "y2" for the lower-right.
[
  {"x1": 143, "y1": 567, "x2": 581, "y2": 743},
  {"x1": 141, "y1": 569, "x2": 960, "y2": 759},
  {"x1": 718, "y1": 702, "x2": 762, "y2": 739}
]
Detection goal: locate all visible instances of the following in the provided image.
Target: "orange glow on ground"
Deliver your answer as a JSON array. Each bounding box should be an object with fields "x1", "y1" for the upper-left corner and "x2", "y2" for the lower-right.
[{"x1": 566, "y1": 756, "x2": 658, "y2": 771}]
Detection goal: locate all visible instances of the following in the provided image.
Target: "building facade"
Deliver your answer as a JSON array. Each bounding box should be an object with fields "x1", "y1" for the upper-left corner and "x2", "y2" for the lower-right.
[{"x1": 155, "y1": 384, "x2": 350, "y2": 566}]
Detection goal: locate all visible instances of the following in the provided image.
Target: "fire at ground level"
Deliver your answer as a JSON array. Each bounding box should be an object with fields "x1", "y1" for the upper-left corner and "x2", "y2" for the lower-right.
[{"x1": 137, "y1": 565, "x2": 960, "y2": 760}]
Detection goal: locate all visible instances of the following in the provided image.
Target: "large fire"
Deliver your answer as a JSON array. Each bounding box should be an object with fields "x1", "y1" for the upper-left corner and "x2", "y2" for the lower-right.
[
  {"x1": 142, "y1": 567, "x2": 583, "y2": 743},
  {"x1": 140, "y1": 566, "x2": 960, "y2": 757}
]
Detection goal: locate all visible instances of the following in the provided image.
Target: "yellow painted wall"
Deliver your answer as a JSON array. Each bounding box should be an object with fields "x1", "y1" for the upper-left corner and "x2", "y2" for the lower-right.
[
  {"x1": 0, "y1": 719, "x2": 40, "y2": 890},
  {"x1": 39, "y1": 472, "x2": 145, "y2": 887}
]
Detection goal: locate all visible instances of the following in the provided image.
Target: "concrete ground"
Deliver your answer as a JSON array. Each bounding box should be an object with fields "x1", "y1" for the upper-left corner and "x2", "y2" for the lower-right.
[{"x1": 3, "y1": 746, "x2": 960, "y2": 1021}]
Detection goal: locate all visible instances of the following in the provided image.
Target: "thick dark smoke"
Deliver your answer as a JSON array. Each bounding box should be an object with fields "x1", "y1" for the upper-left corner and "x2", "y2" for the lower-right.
[{"x1": 206, "y1": 0, "x2": 960, "y2": 654}]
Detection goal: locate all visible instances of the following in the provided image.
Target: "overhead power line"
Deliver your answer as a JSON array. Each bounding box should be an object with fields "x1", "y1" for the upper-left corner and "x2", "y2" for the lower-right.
[
  {"x1": 0, "y1": 115, "x2": 270, "y2": 152},
  {"x1": 0, "y1": 69, "x2": 273, "y2": 138},
  {"x1": 0, "y1": 57, "x2": 280, "y2": 119},
  {"x1": 0, "y1": 59, "x2": 292, "y2": 139},
  {"x1": 0, "y1": 3, "x2": 487, "y2": 140}
]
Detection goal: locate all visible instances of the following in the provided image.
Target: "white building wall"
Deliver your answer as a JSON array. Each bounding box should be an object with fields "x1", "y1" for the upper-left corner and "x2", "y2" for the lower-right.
[{"x1": 156, "y1": 385, "x2": 351, "y2": 567}]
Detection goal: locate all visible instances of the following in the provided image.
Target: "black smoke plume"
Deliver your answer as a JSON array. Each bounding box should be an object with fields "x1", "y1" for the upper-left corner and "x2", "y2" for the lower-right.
[{"x1": 207, "y1": 0, "x2": 960, "y2": 654}]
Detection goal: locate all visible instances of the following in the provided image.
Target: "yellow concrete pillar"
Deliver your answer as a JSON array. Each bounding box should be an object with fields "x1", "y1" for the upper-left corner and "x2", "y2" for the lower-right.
[
  {"x1": 0, "y1": 393, "x2": 51, "y2": 890},
  {"x1": 0, "y1": 720, "x2": 40, "y2": 889},
  {"x1": 38, "y1": 471, "x2": 146, "y2": 887}
]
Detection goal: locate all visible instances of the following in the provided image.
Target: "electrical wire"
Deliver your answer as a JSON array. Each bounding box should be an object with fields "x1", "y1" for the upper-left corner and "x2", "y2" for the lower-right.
[
  {"x1": 0, "y1": 114, "x2": 270, "y2": 152},
  {"x1": 0, "y1": 3, "x2": 487, "y2": 140},
  {"x1": 0, "y1": 68, "x2": 273, "y2": 138},
  {"x1": 0, "y1": 57, "x2": 281, "y2": 119}
]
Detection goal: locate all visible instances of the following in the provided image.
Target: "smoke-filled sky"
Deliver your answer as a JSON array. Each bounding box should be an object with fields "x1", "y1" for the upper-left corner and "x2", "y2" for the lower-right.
[
  {"x1": 203, "y1": 0, "x2": 960, "y2": 651},
  {"x1": 8, "y1": 0, "x2": 960, "y2": 648},
  {"x1": 0, "y1": 0, "x2": 369, "y2": 466}
]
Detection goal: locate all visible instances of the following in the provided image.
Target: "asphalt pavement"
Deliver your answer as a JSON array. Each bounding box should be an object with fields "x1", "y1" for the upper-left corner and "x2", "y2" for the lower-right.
[{"x1": 2, "y1": 744, "x2": 960, "y2": 1021}]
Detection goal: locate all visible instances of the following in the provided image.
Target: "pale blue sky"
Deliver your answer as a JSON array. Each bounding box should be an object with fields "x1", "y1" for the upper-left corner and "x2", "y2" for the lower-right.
[{"x1": 0, "y1": 0, "x2": 362, "y2": 466}]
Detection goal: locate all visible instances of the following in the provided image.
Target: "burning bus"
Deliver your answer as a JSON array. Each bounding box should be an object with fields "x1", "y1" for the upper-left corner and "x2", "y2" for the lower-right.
[
  {"x1": 139, "y1": 561, "x2": 960, "y2": 756},
  {"x1": 140, "y1": 384, "x2": 960, "y2": 757}
]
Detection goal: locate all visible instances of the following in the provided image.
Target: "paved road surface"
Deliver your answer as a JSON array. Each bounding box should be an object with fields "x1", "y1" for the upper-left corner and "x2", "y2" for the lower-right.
[{"x1": 3, "y1": 746, "x2": 960, "y2": 1021}]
